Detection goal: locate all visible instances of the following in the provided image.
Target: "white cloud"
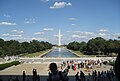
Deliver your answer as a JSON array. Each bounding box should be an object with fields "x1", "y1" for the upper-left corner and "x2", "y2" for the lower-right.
[
  {"x1": 99, "y1": 29, "x2": 108, "y2": 32},
  {"x1": 73, "y1": 31, "x2": 95, "y2": 36},
  {"x1": 113, "y1": 33, "x2": 120, "y2": 36},
  {"x1": 34, "y1": 32, "x2": 44, "y2": 35},
  {"x1": 73, "y1": 31, "x2": 81, "y2": 33},
  {"x1": 24, "y1": 21, "x2": 35, "y2": 24},
  {"x1": 50, "y1": 2, "x2": 72, "y2": 9},
  {"x1": 41, "y1": 0, "x2": 50, "y2": 2},
  {"x1": 54, "y1": 34, "x2": 63, "y2": 37},
  {"x1": 41, "y1": 0, "x2": 61, "y2": 2},
  {"x1": 4, "y1": 14, "x2": 11, "y2": 17},
  {"x1": 72, "y1": 34, "x2": 87, "y2": 38},
  {"x1": 82, "y1": 32, "x2": 94, "y2": 36},
  {"x1": 98, "y1": 33, "x2": 106, "y2": 37},
  {"x1": 67, "y1": 3, "x2": 72, "y2": 6},
  {"x1": 70, "y1": 31, "x2": 95, "y2": 39},
  {"x1": 0, "y1": 22, "x2": 16, "y2": 26},
  {"x1": 71, "y1": 24, "x2": 76, "y2": 26},
  {"x1": 66, "y1": 31, "x2": 71, "y2": 32},
  {"x1": 11, "y1": 30, "x2": 24, "y2": 33},
  {"x1": 1, "y1": 33, "x2": 10, "y2": 36},
  {"x1": 2, "y1": 37, "x2": 32, "y2": 42},
  {"x1": 68, "y1": 18, "x2": 77, "y2": 21},
  {"x1": 43, "y1": 28, "x2": 54, "y2": 31},
  {"x1": 11, "y1": 35, "x2": 22, "y2": 37},
  {"x1": 32, "y1": 37, "x2": 48, "y2": 40},
  {"x1": 12, "y1": 30, "x2": 17, "y2": 32},
  {"x1": 24, "y1": 19, "x2": 36, "y2": 24},
  {"x1": 111, "y1": 33, "x2": 120, "y2": 38},
  {"x1": 1, "y1": 33, "x2": 22, "y2": 37}
]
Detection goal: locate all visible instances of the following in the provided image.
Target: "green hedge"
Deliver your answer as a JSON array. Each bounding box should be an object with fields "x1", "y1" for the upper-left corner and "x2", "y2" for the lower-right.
[{"x1": 0, "y1": 61, "x2": 20, "y2": 70}]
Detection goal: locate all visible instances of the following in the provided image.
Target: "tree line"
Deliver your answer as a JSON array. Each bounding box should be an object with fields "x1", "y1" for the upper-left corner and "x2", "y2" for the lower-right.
[
  {"x1": 0, "y1": 38, "x2": 52, "y2": 57},
  {"x1": 67, "y1": 37, "x2": 120, "y2": 55}
]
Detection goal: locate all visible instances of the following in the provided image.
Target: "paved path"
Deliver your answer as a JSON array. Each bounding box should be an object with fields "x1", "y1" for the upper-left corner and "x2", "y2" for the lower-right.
[
  {"x1": 0, "y1": 63, "x2": 118, "y2": 81},
  {"x1": 0, "y1": 63, "x2": 113, "y2": 75}
]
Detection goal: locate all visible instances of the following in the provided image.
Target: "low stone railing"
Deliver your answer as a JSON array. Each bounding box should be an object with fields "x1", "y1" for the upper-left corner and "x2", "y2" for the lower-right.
[{"x1": 19, "y1": 57, "x2": 116, "y2": 63}]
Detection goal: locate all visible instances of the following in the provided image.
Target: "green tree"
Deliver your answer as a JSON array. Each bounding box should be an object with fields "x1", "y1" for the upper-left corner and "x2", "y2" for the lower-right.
[
  {"x1": 20, "y1": 42, "x2": 30, "y2": 53},
  {"x1": 0, "y1": 47, "x2": 4, "y2": 56},
  {"x1": 67, "y1": 41, "x2": 80, "y2": 51},
  {"x1": 79, "y1": 42, "x2": 87, "y2": 52},
  {"x1": 86, "y1": 37, "x2": 106, "y2": 55},
  {"x1": 106, "y1": 39, "x2": 120, "y2": 54},
  {"x1": 0, "y1": 38, "x2": 53, "y2": 57},
  {"x1": 0, "y1": 38, "x2": 4, "y2": 47}
]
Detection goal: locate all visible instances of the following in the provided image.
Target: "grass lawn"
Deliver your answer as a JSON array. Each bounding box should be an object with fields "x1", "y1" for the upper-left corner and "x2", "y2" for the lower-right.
[
  {"x1": 71, "y1": 51, "x2": 86, "y2": 57},
  {"x1": 67, "y1": 49, "x2": 85, "y2": 57},
  {"x1": 68, "y1": 49, "x2": 96, "y2": 57},
  {"x1": 22, "y1": 49, "x2": 52, "y2": 58},
  {"x1": 0, "y1": 61, "x2": 20, "y2": 70},
  {"x1": 73, "y1": 51, "x2": 84, "y2": 55}
]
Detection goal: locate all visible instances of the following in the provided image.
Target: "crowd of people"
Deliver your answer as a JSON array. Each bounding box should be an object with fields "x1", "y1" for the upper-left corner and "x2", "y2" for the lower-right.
[
  {"x1": 91, "y1": 69, "x2": 115, "y2": 81},
  {"x1": 0, "y1": 58, "x2": 119, "y2": 81},
  {"x1": 60, "y1": 59, "x2": 103, "y2": 72},
  {"x1": 75, "y1": 69, "x2": 115, "y2": 81},
  {"x1": 48, "y1": 62, "x2": 117, "y2": 81},
  {"x1": 75, "y1": 71, "x2": 85, "y2": 81},
  {"x1": 0, "y1": 69, "x2": 40, "y2": 81},
  {"x1": 22, "y1": 69, "x2": 40, "y2": 81}
]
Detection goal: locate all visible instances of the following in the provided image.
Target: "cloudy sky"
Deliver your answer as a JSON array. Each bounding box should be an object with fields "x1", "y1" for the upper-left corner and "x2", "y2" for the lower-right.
[{"x1": 0, "y1": 0, "x2": 120, "y2": 44}]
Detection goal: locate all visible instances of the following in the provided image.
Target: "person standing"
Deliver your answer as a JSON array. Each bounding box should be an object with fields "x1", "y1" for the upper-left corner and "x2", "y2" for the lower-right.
[
  {"x1": 37, "y1": 74, "x2": 40, "y2": 81},
  {"x1": 23, "y1": 71, "x2": 26, "y2": 81},
  {"x1": 75, "y1": 72, "x2": 81, "y2": 81},
  {"x1": 114, "y1": 52, "x2": 120, "y2": 81},
  {"x1": 0, "y1": 76, "x2": 3, "y2": 81},
  {"x1": 47, "y1": 63, "x2": 69, "y2": 81},
  {"x1": 34, "y1": 69, "x2": 37, "y2": 81},
  {"x1": 14, "y1": 76, "x2": 19, "y2": 81},
  {"x1": 80, "y1": 71, "x2": 85, "y2": 81},
  {"x1": 8, "y1": 76, "x2": 14, "y2": 81}
]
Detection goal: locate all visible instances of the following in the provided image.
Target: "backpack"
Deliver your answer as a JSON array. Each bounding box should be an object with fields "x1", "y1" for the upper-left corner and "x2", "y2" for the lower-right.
[{"x1": 47, "y1": 71, "x2": 69, "y2": 81}]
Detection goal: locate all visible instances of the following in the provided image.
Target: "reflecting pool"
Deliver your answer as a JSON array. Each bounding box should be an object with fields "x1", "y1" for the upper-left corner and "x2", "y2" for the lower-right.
[{"x1": 42, "y1": 47, "x2": 78, "y2": 58}]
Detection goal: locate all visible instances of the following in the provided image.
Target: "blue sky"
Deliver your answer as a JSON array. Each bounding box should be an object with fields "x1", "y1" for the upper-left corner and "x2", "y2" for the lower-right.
[{"x1": 0, "y1": 0, "x2": 120, "y2": 44}]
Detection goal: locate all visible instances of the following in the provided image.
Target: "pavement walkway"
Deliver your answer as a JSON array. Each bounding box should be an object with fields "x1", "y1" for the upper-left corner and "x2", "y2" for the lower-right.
[{"x1": 0, "y1": 62, "x2": 118, "y2": 81}]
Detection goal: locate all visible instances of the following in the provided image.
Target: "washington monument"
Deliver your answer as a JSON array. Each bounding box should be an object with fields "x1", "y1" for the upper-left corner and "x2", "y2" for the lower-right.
[{"x1": 58, "y1": 29, "x2": 61, "y2": 46}]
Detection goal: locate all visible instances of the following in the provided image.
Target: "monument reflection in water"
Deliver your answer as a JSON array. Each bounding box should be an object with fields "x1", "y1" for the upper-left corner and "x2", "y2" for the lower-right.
[
  {"x1": 42, "y1": 47, "x2": 78, "y2": 58},
  {"x1": 42, "y1": 30, "x2": 78, "y2": 58}
]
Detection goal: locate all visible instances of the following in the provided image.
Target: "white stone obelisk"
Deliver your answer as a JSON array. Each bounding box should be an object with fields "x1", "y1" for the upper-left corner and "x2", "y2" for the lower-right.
[{"x1": 58, "y1": 29, "x2": 61, "y2": 46}]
